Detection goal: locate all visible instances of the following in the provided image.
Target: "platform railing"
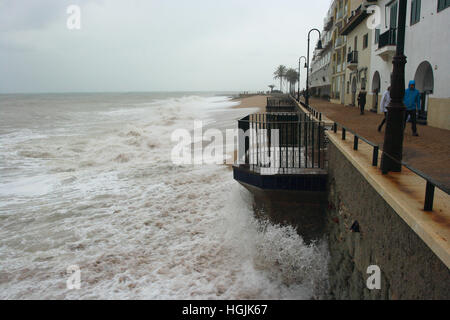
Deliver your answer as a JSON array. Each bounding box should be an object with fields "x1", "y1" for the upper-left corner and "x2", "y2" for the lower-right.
[{"x1": 237, "y1": 113, "x2": 326, "y2": 174}]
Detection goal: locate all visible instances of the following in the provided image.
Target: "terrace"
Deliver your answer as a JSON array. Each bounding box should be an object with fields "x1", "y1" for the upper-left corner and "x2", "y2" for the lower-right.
[{"x1": 233, "y1": 97, "x2": 328, "y2": 193}]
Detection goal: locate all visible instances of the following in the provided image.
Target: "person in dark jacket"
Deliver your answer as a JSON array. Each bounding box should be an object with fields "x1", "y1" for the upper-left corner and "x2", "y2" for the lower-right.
[
  {"x1": 404, "y1": 80, "x2": 420, "y2": 136},
  {"x1": 357, "y1": 88, "x2": 367, "y2": 115}
]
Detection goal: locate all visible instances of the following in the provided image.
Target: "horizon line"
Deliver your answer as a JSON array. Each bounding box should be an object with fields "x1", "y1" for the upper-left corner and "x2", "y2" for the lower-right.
[{"x1": 0, "y1": 90, "x2": 257, "y2": 95}]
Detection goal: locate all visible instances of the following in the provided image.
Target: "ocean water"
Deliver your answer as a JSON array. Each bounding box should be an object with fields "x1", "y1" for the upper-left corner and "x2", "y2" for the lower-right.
[{"x1": 0, "y1": 92, "x2": 329, "y2": 299}]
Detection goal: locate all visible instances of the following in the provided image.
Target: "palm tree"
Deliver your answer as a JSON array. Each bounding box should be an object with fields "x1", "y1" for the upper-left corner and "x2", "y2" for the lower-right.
[
  {"x1": 273, "y1": 65, "x2": 287, "y2": 93},
  {"x1": 285, "y1": 68, "x2": 299, "y2": 95},
  {"x1": 268, "y1": 85, "x2": 275, "y2": 93}
]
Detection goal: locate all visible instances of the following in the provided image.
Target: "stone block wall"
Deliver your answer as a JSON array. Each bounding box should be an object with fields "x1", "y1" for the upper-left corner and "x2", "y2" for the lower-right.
[{"x1": 326, "y1": 142, "x2": 450, "y2": 299}]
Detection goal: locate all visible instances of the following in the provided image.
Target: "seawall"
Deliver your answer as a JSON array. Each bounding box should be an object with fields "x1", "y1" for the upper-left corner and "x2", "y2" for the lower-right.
[
  {"x1": 235, "y1": 95, "x2": 450, "y2": 299},
  {"x1": 325, "y1": 131, "x2": 450, "y2": 299}
]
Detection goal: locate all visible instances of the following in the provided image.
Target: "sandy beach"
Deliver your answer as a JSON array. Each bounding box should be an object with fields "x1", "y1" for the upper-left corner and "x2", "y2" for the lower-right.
[{"x1": 232, "y1": 95, "x2": 268, "y2": 113}]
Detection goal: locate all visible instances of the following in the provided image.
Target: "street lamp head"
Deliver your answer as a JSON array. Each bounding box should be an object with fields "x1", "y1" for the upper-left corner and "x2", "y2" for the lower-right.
[
  {"x1": 317, "y1": 40, "x2": 323, "y2": 50},
  {"x1": 304, "y1": 63, "x2": 308, "y2": 68}
]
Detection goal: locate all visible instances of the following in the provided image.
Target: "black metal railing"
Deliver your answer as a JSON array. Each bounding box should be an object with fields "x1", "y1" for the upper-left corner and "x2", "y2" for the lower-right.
[
  {"x1": 332, "y1": 121, "x2": 449, "y2": 212},
  {"x1": 347, "y1": 51, "x2": 358, "y2": 64},
  {"x1": 267, "y1": 97, "x2": 298, "y2": 113},
  {"x1": 379, "y1": 28, "x2": 397, "y2": 49},
  {"x1": 237, "y1": 113, "x2": 326, "y2": 174},
  {"x1": 299, "y1": 100, "x2": 323, "y2": 122}
]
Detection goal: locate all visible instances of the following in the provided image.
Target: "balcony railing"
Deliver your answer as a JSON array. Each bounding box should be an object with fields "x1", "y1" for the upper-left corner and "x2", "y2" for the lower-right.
[
  {"x1": 237, "y1": 113, "x2": 326, "y2": 174},
  {"x1": 347, "y1": 51, "x2": 358, "y2": 64},
  {"x1": 324, "y1": 16, "x2": 334, "y2": 31},
  {"x1": 379, "y1": 28, "x2": 397, "y2": 49}
]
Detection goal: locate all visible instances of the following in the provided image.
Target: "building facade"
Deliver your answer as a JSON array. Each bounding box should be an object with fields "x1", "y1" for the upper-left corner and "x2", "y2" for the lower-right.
[
  {"x1": 341, "y1": 1, "x2": 376, "y2": 110},
  {"x1": 310, "y1": 0, "x2": 450, "y2": 130},
  {"x1": 370, "y1": 0, "x2": 450, "y2": 129},
  {"x1": 309, "y1": 7, "x2": 334, "y2": 99},
  {"x1": 330, "y1": 0, "x2": 352, "y2": 104}
]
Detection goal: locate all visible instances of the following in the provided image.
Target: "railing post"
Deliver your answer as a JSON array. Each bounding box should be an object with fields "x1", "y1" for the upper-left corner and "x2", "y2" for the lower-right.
[
  {"x1": 311, "y1": 121, "x2": 315, "y2": 168},
  {"x1": 353, "y1": 136, "x2": 359, "y2": 150},
  {"x1": 372, "y1": 146, "x2": 379, "y2": 167},
  {"x1": 318, "y1": 122, "x2": 321, "y2": 168},
  {"x1": 424, "y1": 182, "x2": 435, "y2": 212},
  {"x1": 304, "y1": 121, "x2": 308, "y2": 168},
  {"x1": 256, "y1": 114, "x2": 259, "y2": 167}
]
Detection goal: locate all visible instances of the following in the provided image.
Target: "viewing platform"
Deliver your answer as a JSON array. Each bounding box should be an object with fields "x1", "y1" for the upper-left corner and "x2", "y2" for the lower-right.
[
  {"x1": 232, "y1": 95, "x2": 329, "y2": 241},
  {"x1": 233, "y1": 104, "x2": 327, "y2": 193}
]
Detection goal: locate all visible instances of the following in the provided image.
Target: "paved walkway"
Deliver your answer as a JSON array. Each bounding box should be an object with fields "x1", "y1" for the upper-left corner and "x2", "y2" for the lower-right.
[{"x1": 307, "y1": 98, "x2": 450, "y2": 190}]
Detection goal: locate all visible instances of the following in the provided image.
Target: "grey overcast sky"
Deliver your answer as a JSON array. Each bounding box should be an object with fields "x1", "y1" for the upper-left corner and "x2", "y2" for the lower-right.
[{"x1": 0, "y1": 0, "x2": 331, "y2": 93}]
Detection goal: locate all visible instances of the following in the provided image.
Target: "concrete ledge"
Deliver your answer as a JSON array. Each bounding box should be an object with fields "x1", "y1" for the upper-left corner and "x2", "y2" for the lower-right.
[
  {"x1": 290, "y1": 96, "x2": 334, "y2": 127},
  {"x1": 233, "y1": 165, "x2": 327, "y2": 192},
  {"x1": 326, "y1": 129, "x2": 450, "y2": 269}
]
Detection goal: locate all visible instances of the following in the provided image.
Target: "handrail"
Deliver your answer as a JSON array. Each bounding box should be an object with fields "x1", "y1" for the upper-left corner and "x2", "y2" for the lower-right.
[
  {"x1": 297, "y1": 99, "x2": 323, "y2": 122},
  {"x1": 331, "y1": 121, "x2": 449, "y2": 212}
]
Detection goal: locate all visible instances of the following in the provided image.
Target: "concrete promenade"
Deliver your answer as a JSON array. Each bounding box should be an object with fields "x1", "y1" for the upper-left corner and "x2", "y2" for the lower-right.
[{"x1": 306, "y1": 98, "x2": 450, "y2": 190}]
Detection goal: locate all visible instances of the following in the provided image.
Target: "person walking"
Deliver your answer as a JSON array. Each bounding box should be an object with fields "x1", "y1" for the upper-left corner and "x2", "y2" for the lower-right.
[
  {"x1": 357, "y1": 88, "x2": 367, "y2": 115},
  {"x1": 378, "y1": 86, "x2": 391, "y2": 132},
  {"x1": 404, "y1": 80, "x2": 420, "y2": 136}
]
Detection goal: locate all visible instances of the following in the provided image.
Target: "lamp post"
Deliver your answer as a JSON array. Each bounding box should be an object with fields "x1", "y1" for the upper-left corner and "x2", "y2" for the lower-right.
[
  {"x1": 298, "y1": 56, "x2": 307, "y2": 101},
  {"x1": 305, "y1": 28, "x2": 322, "y2": 106},
  {"x1": 381, "y1": 0, "x2": 407, "y2": 173}
]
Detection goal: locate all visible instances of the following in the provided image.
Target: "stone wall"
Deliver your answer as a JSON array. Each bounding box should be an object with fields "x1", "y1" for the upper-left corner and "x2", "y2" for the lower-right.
[
  {"x1": 242, "y1": 183, "x2": 327, "y2": 244},
  {"x1": 326, "y1": 142, "x2": 450, "y2": 299}
]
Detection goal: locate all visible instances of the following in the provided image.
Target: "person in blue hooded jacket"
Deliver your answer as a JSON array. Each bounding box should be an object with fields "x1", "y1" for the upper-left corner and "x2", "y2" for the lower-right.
[{"x1": 403, "y1": 80, "x2": 420, "y2": 136}]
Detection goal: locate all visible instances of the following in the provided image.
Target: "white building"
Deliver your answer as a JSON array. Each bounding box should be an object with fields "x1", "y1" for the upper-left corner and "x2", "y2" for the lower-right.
[
  {"x1": 370, "y1": 0, "x2": 450, "y2": 129},
  {"x1": 309, "y1": 6, "x2": 334, "y2": 99}
]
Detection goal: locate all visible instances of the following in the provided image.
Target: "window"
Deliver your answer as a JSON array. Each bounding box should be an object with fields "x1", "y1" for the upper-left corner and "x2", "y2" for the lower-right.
[
  {"x1": 375, "y1": 29, "x2": 380, "y2": 44},
  {"x1": 438, "y1": 0, "x2": 450, "y2": 12},
  {"x1": 386, "y1": 1, "x2": 398, "y2": 29},
  {"x1": 363, "y1": 34, "x2": 369, "y2": 49},
  {"x1": 411, "y1": 0, "x2": 421, "y2": 25}
]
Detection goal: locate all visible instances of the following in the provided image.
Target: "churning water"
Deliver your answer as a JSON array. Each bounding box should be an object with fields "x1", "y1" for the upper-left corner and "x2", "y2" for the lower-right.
[{"x1": 0, "y1": 92, "x2": 329, "y2": 299}]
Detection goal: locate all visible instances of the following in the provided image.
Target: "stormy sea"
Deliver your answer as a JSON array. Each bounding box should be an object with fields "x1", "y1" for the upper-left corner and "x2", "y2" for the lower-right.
[{"x1": 0, "y1": 92, "x2": 329, "y2": 299}]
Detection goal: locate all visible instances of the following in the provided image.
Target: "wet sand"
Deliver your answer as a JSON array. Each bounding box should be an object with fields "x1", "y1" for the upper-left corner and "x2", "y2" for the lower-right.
[{"x1": 232, "y1": 95, "x2": 267, "y2": 113}]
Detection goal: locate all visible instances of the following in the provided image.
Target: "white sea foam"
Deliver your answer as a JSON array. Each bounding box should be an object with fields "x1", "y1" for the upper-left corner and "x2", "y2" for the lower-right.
[{"x1": 0, "y1": 93, "x2": 329, "y2": 299}]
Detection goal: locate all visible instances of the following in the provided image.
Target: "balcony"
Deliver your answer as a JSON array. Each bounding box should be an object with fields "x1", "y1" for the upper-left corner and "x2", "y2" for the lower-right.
[
  {"x1": 340, "y1": 5, "x2": 368, "y2": 36},
  {"x1": 233, "y1": 109, "x2": 327, "y2": 194},
  {"x1": 376, "y1": 28, "x2": 397, "y2": 62},
  {"x1": 324, "y1": 16, "x2": 334, "y2": 31},
  {"x1": 347, "y1": 51, "x2": 358, "y2": 70}
]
